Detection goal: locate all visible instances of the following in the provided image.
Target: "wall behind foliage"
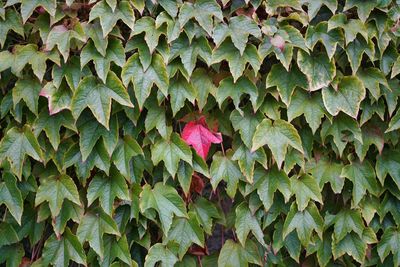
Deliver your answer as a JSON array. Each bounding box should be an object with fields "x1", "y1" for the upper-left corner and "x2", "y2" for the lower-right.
[{"x1": 0, "y1": 0, "x2": 400, "y2": 266}]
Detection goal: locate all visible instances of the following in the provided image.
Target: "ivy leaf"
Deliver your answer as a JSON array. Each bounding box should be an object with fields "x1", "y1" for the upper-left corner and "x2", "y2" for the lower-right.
[
  {"x1": 235, "y1": 203, "x2": 266, "y2": 247},
  {"x1": 212, "y1": 41, "x2": 261, "y2": 82},
  {"x1": 341, "y1": 161, "x2": 380, "y2": 206},
  {"x1": 191, "y1": 68, "x2": 216, "y2": 111},
  {"x1": 42, "y1": 228, "x2": 86, "y2": 267},
  {"x1": 217, "y1": 76, "x2": 259, "y2": 113},
  {"x1": 144, "y1": 243, "x2": 178, "y2": 267},
  {"x1": 376, "y1": 149, "x2": 400, "y2": 188},
  {"x1": 0, "y1": 222, "x2": 19, "y2": 247},
  {"x1": 218, "y1": 239, "x2": 261, "y2": 267},
  {"x1": 297, "y1": 50, "x2": 336, "y2": 91},
  {"x1": 12, "y1": 77, "x2": 41, "y2": 116},
  {"x1": 291, "y1": 174, "x2": 323, "y2": 211},
  {"x1": 0, "y1": 244, "x2": 24, "y2": 267},
  {"x1": 169, "y1": 36, "x2": 212, "y2": 76},
  {"x1": 144, "y1": 97, "x2": 169, "y2": 139},
  {"x1": 151, "y1": 133, "x2": 192, "y2": 177},
  {"x1": 306, "y1": 157, "x2": 344, "y2": 194},
  {"x1": 111, "y1": 136, "x2": 143, "y2": 180},
  {"x1": 20, "y1": 0, "x2": 56, "y2": 23},
  {"x1": 356, "y1": 67, "x2": 388, "y2": 101},
  {"x1": 140, "y1": 183, "x2": 188, "y2": 234},
  {"x1": 190, "y1": 197, "x2": 221, "y2": 235},
  {"x1": 330, "y1": 209, "x2": 364, "y2": 242},
  {"x1": 377, "y1": 227, "x2": 400, "y2": 267},
  {"x1": 167, "y1": 211, "x2": 205, "y2": 259},
  {"x1": 0, "y1": 9, "x2": 24, "y2": 48},
  {"x1": 89, "y1": 0, "x2": 135, "y2": 37},
  {"x1": 52, "y1": 56, "x2": 88, "y2": 91},
  {"x1": 320, "y1": 114, "x2": 363, "y2": 156},
  {"x1": 230, "y1": 108, "x2": 264, "y2": 149},
  {"x1": 332, "y1": 232, "x2": 367, "y2": 264},
  {"x1": 40, "y1": 82, "x2": 73, "y2": 116},
  {"x1": 253, "y1": 167, "x2": 291, "y2": 211},
  {"x1": 252, "y1": 118, "x2": 303, "y2": 169},
  {"x1": 45, "y1": 22, "x2": 86, "y2": 61},
  {"x1": 343, "y1": 0, "x2": 377, "y2": 23},
  {"x1": 210, "y1": 150, "x2": 244, "y2": 198},
  {"x1": 322, "y1": 76, "x2": 366, "y2": 118},
  {"x1": 132, "y1": 17, "x2": 164, "y2": 54},
  {"x1": 87, "y1": 171, "x2": 130, "y2": 216},
  {"x1": 100, "y1": 235, "x2": 132, "y2": 267},
  {"x1": 76, "y1": 113, "x2": 118, "y2": 162},
  {"x1": 178, "y1": 0, "x2": 223, "y2": 35},
  {"x1": 213, "y1": 15, "x2": 261, "y2": 55},
  {"x1": 76, "y1": 209, "x2": 120, "y2": 259},
  {"x1": 232, "y1": 144, "x2": 268, "y2": 184},
  {"x1": 328, "y1": 14, "x2": 368, "y2": 45},
  {"x1": 33, "y1": 109, "x2": 77, "y2": 151},
  {"x1": 81, "y1": 39, "x2": 125, "y2": 83},
  {"x1": 0, "y1": 126, "x2": 43, "y2": 179},
  {"x1": 283, "y1": 202, "x2": 324, "y2": 247},
  {"x1": 71, "y1": 72, "x2": 133, "y2": 130},
  {"x1": 305, "y1": 22, "x2": 344, "y2": 60},
  {"x1": 266, "y1": 63, "x2": 308, "y2": 106},
  {"x1": 346, "y1": 37, "x2": 375, "y2": 74},
  {"x1": 122, "y1": 53, "x2": 169, "y2": 109},
  {"x1": 181, "y1": 116, "x2": 222, "y2": 160},
  {"x1": 265, "y1": 0, "x2": 302, "y2": 14},
  {"x1": 303, "y1": 0, "x2": 337, "y2": 21},
  {"x1": 168, "y1": 76, "x2": 196, "y2": 115},
  {"x1": 35, "y1": 174, "x2": 81, "y2": 217},
  {"x1": 288, "y1": 90, "x2": 326, "y2": 134},
  {"x1": 0, "y1": 172, "x2": 23, "y2": 224}
]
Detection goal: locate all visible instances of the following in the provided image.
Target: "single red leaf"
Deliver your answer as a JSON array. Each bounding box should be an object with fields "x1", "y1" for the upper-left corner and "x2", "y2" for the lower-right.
[
  {"x1": 181, "y1": 116, "x2": 222, "y2": 159},
  {"x1": 190, "y1": 173, "x2": 205, "y2": 195}
]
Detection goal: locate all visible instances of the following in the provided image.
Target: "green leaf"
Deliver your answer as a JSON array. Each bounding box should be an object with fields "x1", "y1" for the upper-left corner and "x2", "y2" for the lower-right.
[
  {"x1": 345, "y1": 37, "x2": 375, "y2": 74},
  {"x1": 89, "y1": 0, "x2": 135, "y2": 37},
  {"x1": 167, "y1": 211, "x2": 204, "y2": 259},
  {"x1": 377, "y1": 227, "x2": 400, "y2": 267},
  {"x1": 151, "y1": 133, "x2": 192, "y2": 177},
  {"x1": 218, "y1": 239, "x2": 261, "y2": 267},
  {"x1": 283, "y1": 202, "x2": 324, "y2": 247},
  {"x1": 144, "y1": 243, "x2": 178, "y2": 267},
  {"x1": 20, "y1": 0, "x2": 56, "y2": 23},
  {"x1": 0, "y1": 126, "x2": 43, "y2": 179},
  {"x1": 76, "y1": 209, "x2": 120, "y2": 258},
  {"x1": 140, "y1": 183, "x2": 187, "y2": 234},
  {"x1": 230, "y1": 109, "x2": 264, "y2": 149},
  {"x1": 387, "y1": 108, "x2": 400, "y2": 132},
  {"x1": 297, "y1": 50, "x2": 336, "y2": 91},
  {"x1": 330, "y1": 209, "x2": 365, "y2": 242},
  {"x1": 0, "y1": 9, "x2": 24, "y2": 48},
  {"x1": 0, "y1": 244, "x2": 24, "y2": 267},
  {"x1": 287, "y1": 89, "x2": 326, "y2": 133},
  {"x1": 266, "y1": 63, "x2": 308, "y2": 106},
  {"x1": 190, "y1": 197, "x2": 221, "y2": 235},
  {"x1": 52, "y1": 56, "x2": 88, "y2": 91},
  {"x1": 328, "y1": 14, "x2": 368, "y2": 45},
  {"x1": 376, "y1": 149, "x2": 400, "y2": 188},
  {"x1": 35, "y1": 174, "x2": 81, "y2": 217},
  {"x1": 291, "y1": 174, "x2": 323, "y2": 211},
  {"x1": 213, "y1": 15, "x2": 261, "y2": 55},
  {"x1": 168, "y1": 75, "x2": 196, "y2": 116},
  {"x1": 332, "y1": 232, "x2": 367, "y2": 264},
  {"x1": 178, "y1": 0, "x2": 223, "y2": 35},
  {"x1": 100, "y1": 235, "x2": 132, "y2": 267},
  {"x1": 12, "y1": 77, "x2": 41, "y2": 116},
  {"x1": 33, "y1": 109, "x2": 77, "y2": 151},
  {"x1": 0, "y1": 222, "x2": 19, "y2": 247},
  {"x1": 343, "y1": 0, "x2": 377, "y2": 23},
  {"x1": 131, "y1": 17, "x2": 162, "y2": 53},
  {"x1": 322, "y1": 76, "x2": 366, "y2": 118},
  {"x1": 217, "y1": 76, "x2": 258, "y2": 113},
  {"x1": 87, "y1": 171, "x2": 130, "y2": 215},
  {"x1": 305, "y1": 22, "x2": 343, "y2": 60},
  {"x1": 306, "y1": 157, "x2": 344, "y2": 194},
  {"x1": 0, "y1": 172, "x2": 23, "y2": 224},
  {"x1": 46, "y1": 22, "x2": 86, "y2": 61},
  {"x1": 356, "y1": 67, "x2": 388, "y2": 101},
  {"x1": 320, "y1": 113, "x2": 363, "y2": 156},
  {"x1": 252, "y1": 118, "x2": 303, "y2": 169},
  {"x1": 210, "y1": 150, "x2": 243, "y2": 198},
  {"x1": 341, "y1": 161, "x2": 380, "y2": 207},
  {"x1": 303, "y1": 0, "x2": 337, "y2": 21},
  {"x1": 232, "y1": 144, "x2": 268, "y2": 183},
  {"x1": 42, "y1": 228, "x2": 86, "y2": 266},
  {"x1": 71, "y1": 72, "x2": 133, "y2": 129},
  {"x1": 191, "y1": 68, "x2": 216, "y2": 111},
  {"x1": 77, "y1": 112, "x2": 118, "y2": 161},
  {"x1": 253, "y1": 166, "x2": 291, "y2": 211},
  {"x1": 212, "y1": 41, "x2": 261, "y2": 82},
  {"x1": 235, "y1": 202, "x2": 266, "y2": 247},
  {"x1": 122, "y1": 53, "x2": 168, "y2": 109},
  {"x1": 81, "y1": 39, "x2": 125, "y2": 83},
  {"x1": 111, "y1": 136, "x2": 143, "y2": 179}
]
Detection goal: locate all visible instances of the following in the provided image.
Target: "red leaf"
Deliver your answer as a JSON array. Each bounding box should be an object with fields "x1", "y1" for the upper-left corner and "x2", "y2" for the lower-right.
[
  {"x1": 181, "y1": 116, "x2": 222, "y2": 159},
  {"x1": 190, "y1": 173, "x2": 205, "y2": 195}
]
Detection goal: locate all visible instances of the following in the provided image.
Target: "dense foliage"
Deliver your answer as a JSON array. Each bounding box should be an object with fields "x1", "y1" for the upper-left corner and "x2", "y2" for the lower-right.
[{"x1": 0, "y1": 0, "x2": 400, "y2": 266}]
